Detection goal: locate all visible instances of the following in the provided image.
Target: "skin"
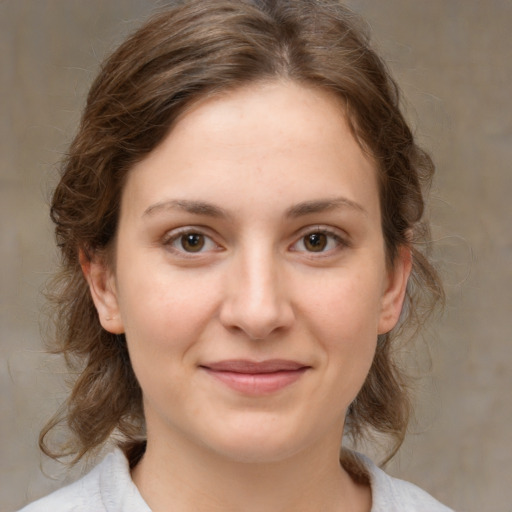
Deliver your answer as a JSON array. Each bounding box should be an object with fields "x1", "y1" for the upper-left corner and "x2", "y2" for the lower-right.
[{"x1": 86, "y1": 81, "x2": 411, "y2": 512}]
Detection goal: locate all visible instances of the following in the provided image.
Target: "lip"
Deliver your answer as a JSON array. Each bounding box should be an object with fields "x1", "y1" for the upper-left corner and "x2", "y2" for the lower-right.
[{"x1": 200, "y1": 359, "x2": 310, "y2": 395}]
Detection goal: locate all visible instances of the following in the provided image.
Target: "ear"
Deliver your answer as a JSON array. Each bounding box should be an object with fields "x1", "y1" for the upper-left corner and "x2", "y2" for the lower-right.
[
  {"x1": 378, "y1": 245, "x2": 412, "y2": 335},
  {"x1": 79, "y1": 249, "x2": 125, "y2": 334}
]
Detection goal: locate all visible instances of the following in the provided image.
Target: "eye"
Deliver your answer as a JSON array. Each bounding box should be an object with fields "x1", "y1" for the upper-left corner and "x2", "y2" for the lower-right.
[
  {"x1": 303, "y1": 233, "x2": 329, "y2": 252},
  {"x1": 291, "y1": 229, "x2": 346, "y2": 254},
  {"x1": 179, "y1": 233, "x2": 206, "y2": 252},
  {"x1": 165, "y1": 230, "x2": 219, "y2": 254}
]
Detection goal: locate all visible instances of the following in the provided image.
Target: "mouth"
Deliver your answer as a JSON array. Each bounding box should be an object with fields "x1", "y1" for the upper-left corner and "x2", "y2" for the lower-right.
[{"x1": 199, "y1": 359, "x2": 310, "y2": 395}]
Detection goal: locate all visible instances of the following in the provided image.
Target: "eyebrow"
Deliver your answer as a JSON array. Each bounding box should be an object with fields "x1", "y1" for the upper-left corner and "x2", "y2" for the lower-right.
[
  {"x1": 142, "y1": 196, "x2": 366, "y2": 219},
  {"x1": 143, "y1": 199, "x2": 229, "y2": 219},
  {"x1": 285, "y1": 197, "x2": 367, "y2": 217}
]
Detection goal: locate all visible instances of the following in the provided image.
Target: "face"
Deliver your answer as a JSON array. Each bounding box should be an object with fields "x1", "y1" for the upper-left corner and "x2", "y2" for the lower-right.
[{"x1": 88, "y1": 81, "x2": 410, "y2": 464}]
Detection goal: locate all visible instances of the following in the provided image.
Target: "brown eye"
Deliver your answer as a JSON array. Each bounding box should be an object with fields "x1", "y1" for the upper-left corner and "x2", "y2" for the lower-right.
[
  {"x1": 181, "y1": 233, "x2": 205, "y2": 252},
  {"x1": 166, "y1": 229, "x2": 219, "y2": 256},
  {"x1": 303, "y1": 233, "x2": 327, "y2": 252}
]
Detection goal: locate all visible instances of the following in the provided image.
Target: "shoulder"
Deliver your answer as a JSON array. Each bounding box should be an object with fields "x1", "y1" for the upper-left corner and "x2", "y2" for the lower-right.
[
  {"x1": 18, "y1": 449, "x2": 150, "y2": 512},
  {"x1": 356, "y1": 453, "x2": 455, "y2": 512},
  {"x1": 17, "y1": 459, "x2": 104, "y2": 512}
]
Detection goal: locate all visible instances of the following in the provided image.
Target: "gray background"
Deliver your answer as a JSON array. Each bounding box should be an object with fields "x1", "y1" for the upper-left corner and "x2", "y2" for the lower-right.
[{"x1": 2, "y1": 1, "x2": 511, "y2": 510}]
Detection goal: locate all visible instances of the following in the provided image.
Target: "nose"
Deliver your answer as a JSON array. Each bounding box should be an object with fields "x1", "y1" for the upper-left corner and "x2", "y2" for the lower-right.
[{"x1": 219, "y1": 247, "x2": 294, "y2": 340}]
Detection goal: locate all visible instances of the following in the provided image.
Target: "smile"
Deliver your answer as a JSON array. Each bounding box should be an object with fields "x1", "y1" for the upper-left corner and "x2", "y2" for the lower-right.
[{"x1": 200, "y1": 359, "x2": 310, "y2": 395}]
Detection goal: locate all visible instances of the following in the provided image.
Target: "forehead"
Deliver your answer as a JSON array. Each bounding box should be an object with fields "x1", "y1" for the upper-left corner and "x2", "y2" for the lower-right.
[
  {"x1": 122, "y1": 80, "x2": 379, "y2": 221},
  {"x1": 172, "y1": 81, "x2": 359, "y2": 160}
]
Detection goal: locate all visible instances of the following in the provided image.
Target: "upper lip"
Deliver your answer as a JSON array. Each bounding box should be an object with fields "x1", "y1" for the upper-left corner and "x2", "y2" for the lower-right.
[{"x1": 201, "y1": 359, "x2": 309, "y2": 374}]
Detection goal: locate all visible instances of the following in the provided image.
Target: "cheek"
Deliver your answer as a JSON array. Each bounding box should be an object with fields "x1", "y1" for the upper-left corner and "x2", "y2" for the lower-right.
[
  {"x1": 116, "y1": 268, "x2": 224, "y2": 414},
  {"x1": 302, "y1": 268, "x2": 384, "y2": 337},
  {"x1": 300, "y1": 270, "x2": 382, "y2": 388},
  {"x1": 116, "y1": 264, "x2": 222, "y2": 362}
]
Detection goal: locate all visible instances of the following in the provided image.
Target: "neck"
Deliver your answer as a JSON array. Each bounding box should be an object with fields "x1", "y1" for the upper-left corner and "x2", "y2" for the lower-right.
[{"x1": 131, "y1": 426, "x2": 371, "y2": 512}]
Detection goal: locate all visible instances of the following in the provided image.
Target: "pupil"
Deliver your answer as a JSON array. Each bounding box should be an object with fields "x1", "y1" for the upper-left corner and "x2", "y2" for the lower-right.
[
  {"x1": 182, "y1": 234, "x2": 204, "y2": 252},
  {"x1": 305, "y1": 233, "x2": 327, "y2": 252}
]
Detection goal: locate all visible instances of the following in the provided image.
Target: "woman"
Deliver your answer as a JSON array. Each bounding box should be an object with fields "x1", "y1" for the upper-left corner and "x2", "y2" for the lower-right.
[{"x1": 21, "y1": 0, "x2": 451, "y2": 510}]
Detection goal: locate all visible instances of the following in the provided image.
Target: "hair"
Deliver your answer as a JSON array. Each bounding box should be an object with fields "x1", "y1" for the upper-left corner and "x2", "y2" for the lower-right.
[{"x1": 41, "y1": 0, "x2": 444, "y2": 473}]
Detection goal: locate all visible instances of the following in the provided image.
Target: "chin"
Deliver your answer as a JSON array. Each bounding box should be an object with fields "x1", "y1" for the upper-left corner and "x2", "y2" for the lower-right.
[{"x1": 198, "y1": 413, "x2": 319, "y2": 465}]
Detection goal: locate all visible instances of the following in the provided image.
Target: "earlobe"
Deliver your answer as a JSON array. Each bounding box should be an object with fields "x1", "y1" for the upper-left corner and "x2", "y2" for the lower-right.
[
  {"x1": 79, "y1": 249, "x2": 125, "y2": 334},
  {"x1": 377, "y1": 246, "x2": 412, "y2": 335}
]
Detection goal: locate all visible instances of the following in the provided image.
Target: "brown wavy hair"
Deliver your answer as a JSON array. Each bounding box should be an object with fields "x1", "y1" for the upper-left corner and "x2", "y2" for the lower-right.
[{"x1": 41, "y1": 0, "x2": 444, "y2": 469}]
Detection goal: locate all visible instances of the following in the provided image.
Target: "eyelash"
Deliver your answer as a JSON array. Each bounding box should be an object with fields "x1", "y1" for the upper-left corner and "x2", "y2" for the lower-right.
[
  {"x1": 161, "y1": 226, "x2": 349, "y2": 258},
  {"x1": 162, "y1": 227, "x2": 221, "y2": 257},
  {"x1": 290, "y1": 227, "x2": 349, "y2": 255}
]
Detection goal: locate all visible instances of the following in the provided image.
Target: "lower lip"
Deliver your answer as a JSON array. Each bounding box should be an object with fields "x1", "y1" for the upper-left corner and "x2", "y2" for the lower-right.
[{"x1": 202, "y1": 368, "x2": 308, "y2": 395}]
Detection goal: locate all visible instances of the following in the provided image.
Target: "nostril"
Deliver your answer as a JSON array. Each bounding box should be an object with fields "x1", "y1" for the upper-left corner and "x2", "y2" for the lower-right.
[{"x1": 219, "y1": 298, "x2": 294, "y2": 341}]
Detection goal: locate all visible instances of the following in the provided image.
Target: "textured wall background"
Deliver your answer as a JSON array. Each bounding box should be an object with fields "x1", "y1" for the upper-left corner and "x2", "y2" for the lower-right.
[{"x1": 2, "y1": 1, "x2": 511, "y2": 510}]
